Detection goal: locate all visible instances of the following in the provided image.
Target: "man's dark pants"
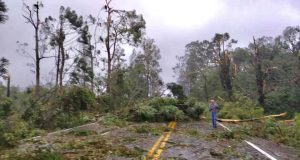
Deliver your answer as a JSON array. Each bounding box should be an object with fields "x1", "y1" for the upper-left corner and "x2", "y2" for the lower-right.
[{"x1": 211, "y1": 111, "x2": 217, "y2": 128}]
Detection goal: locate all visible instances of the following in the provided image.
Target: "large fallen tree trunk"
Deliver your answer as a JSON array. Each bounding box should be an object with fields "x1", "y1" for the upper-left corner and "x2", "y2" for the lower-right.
[{"x1": 217, "y1": 112, "x2": 287, "y2": 123}]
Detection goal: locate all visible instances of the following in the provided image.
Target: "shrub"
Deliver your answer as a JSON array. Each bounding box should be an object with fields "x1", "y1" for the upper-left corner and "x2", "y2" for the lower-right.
[
  {"x1": 97, "y1": 93, "x2": 112, "y2": 112},
  {"x1": 176, "y1": 97, "x2": 205, "y2": 120},
  {"x1": 100, "y1": 113, "x2": 126, "y2": 126},
  {"x1": 127, "y1": 97, "x2": 206, "y2": 122},
  {"x1": 53, "y1": 112, "x2": 92, "y2": 129},
  {"x1": 59, "y1": 86, "x2": 96, "y2": 112},
  {"x1": 265, "y1": 87, "x2": 300, "y2": 118},
  {"x1": 135, "y1": 124, "x2": 151, "y2": 133},
  {"x1": 147, "y1": 97, "x2": 178, "y2": 109},
  {"x1": 0, "y1": 114, "x2": 30, "y2": 146},
  {"x1": 0, "y1": 97, "x2": 12, "y2": 117},
  {"x1": 184, "y1": 102, "x2": 205, "y2": 120},
  {"x1": 231, "y1": 115, "x2": 300, "y2": 150},
  {"x1": 158, "y1": 105, "x2": 187, "y2": 121},
  {"x1": 218, "y1": 95, "x2": 264, "y2": 120},
  {"x1": 134, "y1": 105, "x2": 158, "y2": 122}
]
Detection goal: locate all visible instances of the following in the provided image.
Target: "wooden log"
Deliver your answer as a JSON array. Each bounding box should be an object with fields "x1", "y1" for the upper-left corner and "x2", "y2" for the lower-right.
[{"x1": 217, "y1": 112, "x2": 287, "y2": 123}]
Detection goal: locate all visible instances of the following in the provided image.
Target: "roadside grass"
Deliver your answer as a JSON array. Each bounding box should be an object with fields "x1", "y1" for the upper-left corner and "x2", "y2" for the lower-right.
[
  {"x1": 99, "y1": 113, "x2": 127, "y2": 127},
  {"x1": 133, "y1": 122, "x2": 168, "y2": 136}
]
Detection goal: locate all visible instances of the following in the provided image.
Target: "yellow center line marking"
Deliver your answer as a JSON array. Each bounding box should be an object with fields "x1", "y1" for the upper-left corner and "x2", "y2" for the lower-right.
[
  {"x1": 171, "y1": 121, "x2": 176, "y2": 129},
  {"x1": 144, "y1": 121, "x2": 176, "y2": 160},
  {"x1": 145, "y1": 134, "x2": 165, "y2": 159},
  {"x1": 152, "y1": 131, "x2": 172, "y2": 160},
  {"x1": 167, "y1": 121, "x2": 173, "y2": 128},
  {"x1": 152, "y1": 121, "x2": 176, "y2": 160}
]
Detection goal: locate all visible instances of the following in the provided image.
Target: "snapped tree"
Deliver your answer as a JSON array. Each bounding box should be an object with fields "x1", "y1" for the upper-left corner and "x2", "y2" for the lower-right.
[{"x1": 101, "y1": 0, "x2": 145, "y2": 93}]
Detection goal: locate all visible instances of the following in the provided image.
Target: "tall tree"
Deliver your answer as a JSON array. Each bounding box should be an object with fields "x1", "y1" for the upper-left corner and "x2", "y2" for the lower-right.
[
  {"x1": 166, "y1": 82, "x2": 186, "y2": 100},
  {"x1": 0, "y1": 57, "x2": 8, "y2": 77},
  {"x1": 46, "y1": 6, "x2": 83, "y2": 92},
  {"x1": 185, "y1": 40, "x2": 215, "y2": 100},
  {"x1": 0, "y1": 57, "x2": 9, "y2": 97},
  {"x1": 131, "y1": 38, "x2": 162, "y2": 97},
  {"x1": 71, "y1": 23, "x2": 95, "y2": 89},
  {"x1": 102, "y1": 0, "x2": 145, "y2": 93},
  {"x1": 252, "y1": 37, "x2": 265, "y2": 106},
  {"x1": 212, "y1": 33, "x2": 237, "y2": 99},
  {"x1": 249, "y1": 36, "x2": 288, "y2": 106},
  {"x1": 22, "y1": 1, "x2": 43, "y2": 96},
  {"x1": 281, "y1": 26, "x2": 300, "y2": 85},
  {"x1": 0, "y1": 0, "x2": 8, "y2": 23},
  {"x1": 282, "y1": 26, "x2": 300, "y2": 61}
]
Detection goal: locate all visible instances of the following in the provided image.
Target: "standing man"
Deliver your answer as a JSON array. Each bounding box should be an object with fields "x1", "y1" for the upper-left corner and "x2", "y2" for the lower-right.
[{"x1": 209, "y1": 99, "x2": 219, "y2": 128}]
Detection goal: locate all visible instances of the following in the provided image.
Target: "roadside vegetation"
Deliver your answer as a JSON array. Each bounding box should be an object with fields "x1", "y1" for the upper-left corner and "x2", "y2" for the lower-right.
[{"x1": 0, "y1": 0, "x2": 299, "y2": 159}]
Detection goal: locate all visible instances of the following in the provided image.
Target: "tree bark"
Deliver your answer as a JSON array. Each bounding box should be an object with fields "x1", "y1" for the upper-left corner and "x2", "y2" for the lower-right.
[
  {"x1": 88, "y1": 35, "x2": 94, "y2": 91},
  {"x1": 202, "y1": 72, "x2": 209, "y2": 101},
  {"x1": 35, "y1": 1, "x2": 40, "y2": 96},
  {"x1": 253, "y1": 37, "x2": 265, "y2": 106},
  {"x1": 219, "y1": 51, "x2": 232, "y2": 99},
  {"x1": 55, "y1": 47, "x2": 60, "y2": 87},
  {"x1": 6, "y1": 74, "x2": 10, "y2": 97},
  {"x1": 105, "y1": 8, "x2": 112, "y2": 93},
  {"x1": 59, "y1": 44, "x2": 65, "y2": 93},
  {"x1": 57, "y1": 18, "x2": 65, "y2": 94}
]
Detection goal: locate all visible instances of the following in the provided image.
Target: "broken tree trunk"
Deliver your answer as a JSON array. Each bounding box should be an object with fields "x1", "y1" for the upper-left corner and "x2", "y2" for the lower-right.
[{"x1": 217, "y1": 112, "x2": 287, "y2": 123}]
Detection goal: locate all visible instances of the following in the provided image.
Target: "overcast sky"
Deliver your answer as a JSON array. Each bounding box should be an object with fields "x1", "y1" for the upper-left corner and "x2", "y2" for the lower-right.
[{"x1": 0, "y1": 0, "x2": 300, "y2": 88}]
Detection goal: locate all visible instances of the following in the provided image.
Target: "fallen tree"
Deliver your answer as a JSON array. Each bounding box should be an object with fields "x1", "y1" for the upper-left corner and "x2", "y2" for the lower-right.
[{"x1": 216, "y1": 112, "x2": 288, "y2": 123}]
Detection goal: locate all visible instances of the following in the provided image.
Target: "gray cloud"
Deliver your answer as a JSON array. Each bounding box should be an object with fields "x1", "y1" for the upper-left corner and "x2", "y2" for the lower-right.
[{"x1": 0, "y1": 0, "x2": 299, "y2": 87}]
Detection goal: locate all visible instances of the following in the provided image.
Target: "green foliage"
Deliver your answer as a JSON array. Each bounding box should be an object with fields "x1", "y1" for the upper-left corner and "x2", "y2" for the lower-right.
[
  {"x1": 100, "y1": 113, "x2": 126, "y2": 127},
  {"x1": 295, "y1": 113, "x2": 300, "y2": 141},
  {"x1": 265, "y1": 87, "x2": 300, "y2": 118},
  {"x1": 181, "y1": 98, "x2": 205, "y2": 120},
  {"x1": 97, "y1": 93, "x2": 112, "y2": 112},
  {"x1": 134, "y1": 105, "x2": 158, "y2": 122},
  {"x1": 186, "y1": 129, "x2": 201, "y2": 137},
  {"x1": 166, "y1": 82, "x2": 186, "y2": 100},
  {"x1": 147, "y1": 97, "x2": 178, "y2": 109},
  {"x1": 58, "y1": 86, "x2": 96, "y2": 112},
  {"x1": 135, "y1": 124, "x2": 151, "y2": 133},
  {"x1": 128, "y1": 97, "x2": 205, "y2": 122},
  {"x1": 0, "y1": 1, "x2": 8, "y2": 23},
  {"x1": 231, "y1": 115, "x2": 300, "y2": 150},
  {"x1": 133, "y1": 123, "x2": 166, "y2": 136},
  {"x1": 0, "y1": 114, "x2": 30, "y2": 146},
  {"x1": 53, "y1": 112, "x2": 92, "y2": 129},
  {"x1": 263, "y1": 118, "x2": 279, "y2": 136},
  {"x1": 218, "y1": 94, "x2": 264, "y2": 120},
  {"x1": 0, "y1": 57, "x2": 9, "y2": 76},
  {"x1": 185, "y1": 102, "x2": 205, "y2": 120},
  {"x1": 69, "y1": 129, "x2": 95, "y2": 136},
  {"x1": 0, "y1": 97, "x2": 12, "y2": 117},
  {"x1": 157, "y1": 105, "x2": 186, "y2": 121}
]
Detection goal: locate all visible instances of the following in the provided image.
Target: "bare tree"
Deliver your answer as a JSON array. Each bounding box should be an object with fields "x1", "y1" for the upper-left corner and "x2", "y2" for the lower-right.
[{"x1": 22, "y1": 1, "x2": 43, "y2": 96}]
